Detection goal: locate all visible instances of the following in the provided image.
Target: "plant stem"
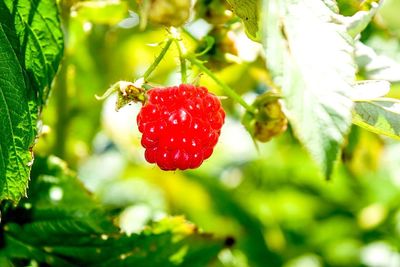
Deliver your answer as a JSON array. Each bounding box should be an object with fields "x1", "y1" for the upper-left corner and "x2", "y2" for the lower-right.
[
  {"x1": 174, "y1": 39, "x2": 187, "y2": 84},
  {"x1": 54, "y1": 59, "x2": 69, "y2": 158},
  {"x1": 143, "y1": 38, "x2": 173, "y2": 80},
  {"x1": 53, "y1": 0, "x2": 73, "y2": 159},
  {"x1": 187, "y1": 56, "x2": 256, "y2": 114}
]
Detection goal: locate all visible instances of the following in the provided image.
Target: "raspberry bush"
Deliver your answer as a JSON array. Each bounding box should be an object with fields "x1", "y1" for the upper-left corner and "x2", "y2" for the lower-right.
[{"x1": 2, "y1": 0, "x2": 400, "y2": 267}]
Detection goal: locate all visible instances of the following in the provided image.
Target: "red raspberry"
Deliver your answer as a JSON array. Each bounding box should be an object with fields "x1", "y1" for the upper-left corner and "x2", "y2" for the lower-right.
[{"x1": 137, "y1": 84, "x2": 225, "y2": 170}]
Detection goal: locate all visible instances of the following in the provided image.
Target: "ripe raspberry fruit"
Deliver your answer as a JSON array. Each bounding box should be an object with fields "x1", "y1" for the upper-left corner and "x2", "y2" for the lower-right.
[{"x1": 137, "y1": 84, "x2": 225, "y2": 170}]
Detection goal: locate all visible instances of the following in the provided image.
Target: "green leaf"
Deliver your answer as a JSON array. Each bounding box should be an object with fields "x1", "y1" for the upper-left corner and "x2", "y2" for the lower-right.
[
  {"x1": 342, "y1": 1, "x2": 381, "y2": 38},
  {"x1": 349, "y1": 80, "x2": 391, "y2": 101},
  {"x1": 262, "y1": 0, "x2": 356, "y2": 178},
  {"x1": 353, "y1": 98, "x2": 400, "y2": 140},
  {"x1": 4, "y1": 216, "x2": 225, "y2": 267},
  {"x1": 225, "y1": 0, "x2": 260, "y2": 41},
  {"x1": 1, "y1": 156, "x2": 228, "y2": 266},
  {"x1": 29, "y1": 156, "x2": 107, "y2": 210},
  {"x1": 355, "y1": 41, "x2": 400, "y2": 83},
  {"x1": 0, "y1": 24, "x2": 35, "y2": 201},
  {"x1": 0, "y1": 0, "x2": 63, "y2": 201},
  {"x1": 2, "y1": 0, "x2": 64, "y2": 105}
]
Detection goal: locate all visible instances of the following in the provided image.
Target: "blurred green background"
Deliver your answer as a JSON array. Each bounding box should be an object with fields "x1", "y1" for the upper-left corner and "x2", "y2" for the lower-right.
[{"x1": 33, "y1": 0, "x2": 400, "y2": 266}]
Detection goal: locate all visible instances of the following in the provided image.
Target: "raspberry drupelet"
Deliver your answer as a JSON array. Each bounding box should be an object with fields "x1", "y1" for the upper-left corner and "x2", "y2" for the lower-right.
[{"x1": 137, "y1": 84, "x2": 225, "y2": 170}]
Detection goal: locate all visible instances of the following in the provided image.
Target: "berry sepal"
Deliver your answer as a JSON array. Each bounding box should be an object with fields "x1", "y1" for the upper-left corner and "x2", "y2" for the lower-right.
[{"x1": 96, "y1": 80, "x2": 147, "y2": 111}]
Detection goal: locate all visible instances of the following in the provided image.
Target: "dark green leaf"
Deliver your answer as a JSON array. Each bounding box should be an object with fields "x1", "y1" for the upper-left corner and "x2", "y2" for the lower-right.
[
  {"x1": 2, "y1": 0, "x2": 64, "y2": 105},
  {"x1": 0, "y1": 24, "x2": 35, "y2": 201},
  {"x1": 0, "y1": 0, "x2": 63, "y2": 201},
  {"x1": 4, "y1": 215, "x2": 226, "y2": 267},
  {"x1": 1, "y1": 157, "x2": 227, "y2": 266}
]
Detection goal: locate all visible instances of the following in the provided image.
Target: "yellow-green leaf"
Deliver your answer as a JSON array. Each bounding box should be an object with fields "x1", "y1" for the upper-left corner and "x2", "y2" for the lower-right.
[
  {"x1": 226, "y1": 0, "x2": 260, "y2": 41},
  {"x1": 353, "y1": 98, "x2": 400, "y2": 140}
]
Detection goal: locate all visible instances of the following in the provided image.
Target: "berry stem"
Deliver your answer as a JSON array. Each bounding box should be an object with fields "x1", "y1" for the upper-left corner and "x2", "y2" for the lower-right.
[
  {"x1": 95, "y1": 82, "x2": 120, "y2": 100},
  {"x1": 187, "y1": 56, "x2": 256, "y2": 114},
  {"x1": 174, "y1": 39, "x2": 188, "y2": 84},
  {"x1": 143, "y1": 38, "x2": 173, "y2": 81}
]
